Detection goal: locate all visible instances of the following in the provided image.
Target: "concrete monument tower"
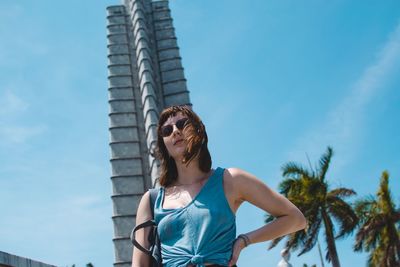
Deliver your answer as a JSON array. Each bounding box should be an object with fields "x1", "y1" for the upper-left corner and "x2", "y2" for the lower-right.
[{"x1": 106, "y1": 0, "x2": 191, "y2": 266}]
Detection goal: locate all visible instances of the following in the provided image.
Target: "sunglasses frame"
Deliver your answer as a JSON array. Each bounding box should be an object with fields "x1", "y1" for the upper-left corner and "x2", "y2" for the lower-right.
[{"x1": 160, "y1": 117, "x2": 189, "y2": 137}]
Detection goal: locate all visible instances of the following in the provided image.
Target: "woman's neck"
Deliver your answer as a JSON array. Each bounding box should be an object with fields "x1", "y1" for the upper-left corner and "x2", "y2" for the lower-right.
[{"x1": 173, "y1": 159, "x2": 211, "y2": 185}]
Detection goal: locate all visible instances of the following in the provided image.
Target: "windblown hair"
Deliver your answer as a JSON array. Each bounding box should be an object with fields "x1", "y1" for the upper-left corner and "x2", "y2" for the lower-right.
[{"x1": 155, "y1": 105, "x2": 212, "y2": 187}]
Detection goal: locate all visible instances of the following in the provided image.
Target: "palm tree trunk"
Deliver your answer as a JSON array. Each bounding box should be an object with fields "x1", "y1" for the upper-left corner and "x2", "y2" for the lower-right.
[
  {"x1": 317, "y1": 239, "x2": 325, "y2": 267},
  {"x1": 321, "y1": 209, "x2": 341, "y2": 267}
]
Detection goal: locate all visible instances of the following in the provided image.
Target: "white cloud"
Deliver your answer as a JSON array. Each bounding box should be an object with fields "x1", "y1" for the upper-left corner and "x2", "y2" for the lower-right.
[
  {"x1": 0, "y1": 90, "x2": 46, "y2": 144},
  {"x1": 0, "y1": 124, "x2": 46, "y2": 143},
  {"x1": 288, "y1": 21, "x2": 400, "y2": 170},
  {"x1": 0, "y1": 90, "x2": 29, "y2": 116}
]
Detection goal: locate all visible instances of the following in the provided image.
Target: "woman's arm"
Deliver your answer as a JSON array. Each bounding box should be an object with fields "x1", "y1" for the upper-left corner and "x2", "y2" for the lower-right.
[
  {"x1": 226, "y1": 167, "x2": 307, "y2": 266},
  {"x1": 131, "y1": 191, "x2": 152, "y2": 267}
]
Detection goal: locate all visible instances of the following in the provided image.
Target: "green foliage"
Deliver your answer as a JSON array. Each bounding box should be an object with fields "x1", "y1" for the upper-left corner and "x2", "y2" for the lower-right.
[
  {"x1": 266, "y1": 146, "x2": 358, "y2": 267},
  {"x1": 354, "y1": 171, "x2": 400, "y2": 267}
]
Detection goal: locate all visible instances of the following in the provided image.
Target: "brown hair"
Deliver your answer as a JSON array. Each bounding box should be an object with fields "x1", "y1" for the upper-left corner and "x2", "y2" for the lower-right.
[{"x1": 155, "y1": 105, "x2": 212, "y2": 187}]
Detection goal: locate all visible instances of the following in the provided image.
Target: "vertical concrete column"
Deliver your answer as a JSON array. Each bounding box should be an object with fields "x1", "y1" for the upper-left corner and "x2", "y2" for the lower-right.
[
  {"x1": 151, "y1": 1, "x2": 191, "y2": 107},
  {"x1": 107, "y1": 1, "x2": 193, "y2": 265},
  {"x1": 107, "y1": 5, "x2": 145, "y2": 267},
  {"x1": 127, "y1": 0, "x2": 161, "y2": 185}
]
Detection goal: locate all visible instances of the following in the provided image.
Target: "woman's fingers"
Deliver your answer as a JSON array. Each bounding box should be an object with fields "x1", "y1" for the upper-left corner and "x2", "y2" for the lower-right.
[{"x1": 228, "y1": 238, "x2": 246, "y2": 266}]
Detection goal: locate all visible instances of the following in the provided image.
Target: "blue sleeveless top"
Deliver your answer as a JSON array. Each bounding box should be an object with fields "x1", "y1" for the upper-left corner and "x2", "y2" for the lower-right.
[{"x1": 154, "y1": 167, "x2": 236, "y2": 267}]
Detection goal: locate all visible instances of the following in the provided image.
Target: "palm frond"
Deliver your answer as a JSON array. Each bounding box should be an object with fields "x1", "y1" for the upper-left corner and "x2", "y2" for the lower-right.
[
  {"x1": 279, "y1": 177, "x2": 304, "y2": 196},
  {"x1": 327, "y1": 187, "x2": 356, "y2": 199},
  {"x1": 377, "y1": 170, "x2": 396, "y2": 215},
  {"x1": 354, "y1": 195, "x2": 377, "y2": 222},
  {"x1": 354, "y1": 214, "x2": 386, "y2": 252},
  {"x1": 322, "y1": 214, "x2": 337, "y2": 263},
  {"x1": 327, "y1": 196, "x2": 358, "y2": 238},
  {"x1": 286, "y1": 229, "x2": 307, "y2": 251},
  {"x1": 282, "y1": 162, "x2": 314, "y2": 179},
  {"x1": 298, "y1": 216, "x2": 322, "y2": 256},
  {"x1": 317, "y1": 146, "x2": 333, "y2": 182},
  {"x1": 267, "y1": 235, "x2": 285, "y2": 250},
  {"x1": 354, "y1": 171, "x2": 400, "y2": 265},
  {"x1": 367, "y1": 240, "x2": 385, "y2": 266}
]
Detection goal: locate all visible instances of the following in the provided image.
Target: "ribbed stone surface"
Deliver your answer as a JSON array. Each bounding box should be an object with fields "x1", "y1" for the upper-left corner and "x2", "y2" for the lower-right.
[
  {"x1": 136, "y1": 48, "x2": 152, "y2": 64},
  {"x1": 108, "y1": 24, "x2": 127, "y2": 34},
  {"x1": 151, "y1": 1, "x2": 168, "y2": 9},
  {"x1": 139, "y1": 74, "x2": 156, "y2": 92},
  {"x1": 131, "y1": 7, "x2": 145, "y2": 22},
  {"x1": 113, "y1": 239, "x2": 133, "y2": 263},
  {"x1": 158, "y1": 47, "x2": 180, "y2": 60},
  {"x1": 111, "y1": 158, "x2": 142, "y2": 176},
  {"x1": 108, "y1": 54, "x2": 130, "y2": 65},
  {"x1": 109, "y1": 88, "x2": 134, "y2": 99},
  {"x1": 133, "y1": 18, "x2": 148, "y2": 33},
  {"x1": 109, "y1": 113, "x2": 137, "y2": 127},
  {"x1": 137, "y1": 59, "x2": 154, "y2": 77},
  {"x1": 107, "y1": 5, "x2": 125, "y2": 15},
  {"x1": 114, "y1": 262, "x2": 130, "y2": 267},
  {"x1": 108, "y1": 34, "x2": 129, "y2": 45},
  {"x1": 112, "y1": 195, "x2": 142, "y2": 215},
  {"x1": 109, "y1": 100, "x2": 135, "y2": 113},
  {"x1": 164, "y1": 92, "x2": 191, "y2": 106},
  {"x1": 155, "y1": 28, "x2": 175, "y2": 40},
  {"x1": 142, "y1": 96, "x2": 158, "y2": 117},
  {"x1": 152, "y1": 10, "x2": 170, "y2": 20},
  {"x1": 156, "y1": 38, "x2": 178, "y2": 50},
  {"x1": 107, "y1": 2, "x2": 192, "y2": 266},
  {"x1": 109, "y1": 76, "x2": 133, "y2": 87},
  {"x1": 159, "y1": 59, "x2": 182, "y2": 71},
  {"x1": 108, "y1": 44, "x2": 130, "y2": 55},
  {"x1": 153, "y1": 19, "x2": 173, "y2": 30},
  {"x1": 109, "y1": 127, "x2": 139, "y2": 143},
  {"x1": 161, "y1": 68, "x2": 185, "y2": 83},
  {"x1": 142, "y1": 85, "x2": 157, "y2": 103},
  {"x1": 112, "y1": 176, "x2": 144, "y2": 195},
  {"x1": 108, "y1": 65, "x2": 131, "y2": 76},
  {"x1": 150, "y1": 159, "x2": 160, "y2": 185},
  {"x1": 144, "y1": 111, "x2": 158, "y2": 134},
  {"x1": 163, "y1": 80, "x2": 187, "y2": 94},
  {"x1": 110, "y1": 142, "x2": 141, "y2": 158},
  {"x1": 107, "y1": 16, "x2": 126, "y2": 25},
  {"x1": 113, "y1": 216, "x2": 137, "y2": 237}
]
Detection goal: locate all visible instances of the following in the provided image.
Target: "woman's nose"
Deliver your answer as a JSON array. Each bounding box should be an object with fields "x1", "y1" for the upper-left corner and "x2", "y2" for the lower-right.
[{"x1": 171, "y1": 124, "x2": 181, "y2": 135}]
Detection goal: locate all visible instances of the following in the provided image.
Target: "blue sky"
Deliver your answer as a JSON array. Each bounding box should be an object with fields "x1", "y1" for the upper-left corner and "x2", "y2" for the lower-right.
[{"x1": 0, "y1": 0, "x2": 399, "y2": 266}]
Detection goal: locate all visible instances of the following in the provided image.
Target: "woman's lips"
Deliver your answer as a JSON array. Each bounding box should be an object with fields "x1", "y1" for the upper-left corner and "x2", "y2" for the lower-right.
[{"x1": 174, "y1": 139, "x2": 183, "y2": 145}]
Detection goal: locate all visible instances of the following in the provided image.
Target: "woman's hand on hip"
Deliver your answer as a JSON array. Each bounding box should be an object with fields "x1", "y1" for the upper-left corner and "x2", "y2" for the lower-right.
[{"x1": 228, "y1": 237, "x2": 246, "y2": 267}]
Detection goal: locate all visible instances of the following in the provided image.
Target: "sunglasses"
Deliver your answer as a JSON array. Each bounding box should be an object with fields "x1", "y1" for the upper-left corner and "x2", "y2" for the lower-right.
[{"x1": 160, "y1": 118, "x2": 189, "y2": 137}]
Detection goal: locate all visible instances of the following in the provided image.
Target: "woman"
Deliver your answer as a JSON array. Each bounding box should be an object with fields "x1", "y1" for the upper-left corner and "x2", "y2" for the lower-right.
[{"x1": 132, "y1": 105, "x2": 306, "y2": 267}]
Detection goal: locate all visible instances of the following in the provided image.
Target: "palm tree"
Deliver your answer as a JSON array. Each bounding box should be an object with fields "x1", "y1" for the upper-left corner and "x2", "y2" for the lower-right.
[
  {"x1": 266, "y1": 146, "x2": 358, "y2": 267},
  {"x1": 354, "y1": 171, "x2": 400, "y2": 266}
]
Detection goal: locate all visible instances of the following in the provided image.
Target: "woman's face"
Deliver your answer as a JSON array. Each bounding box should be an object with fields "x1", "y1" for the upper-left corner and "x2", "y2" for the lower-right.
[{"x1": 161, "y1": 112, "x2": 189, "y2": 159}]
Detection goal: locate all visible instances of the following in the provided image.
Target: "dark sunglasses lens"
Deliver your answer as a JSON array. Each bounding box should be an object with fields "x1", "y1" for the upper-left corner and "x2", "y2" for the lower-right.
[
  {"x1": 176, "y1": 118, "x2": 188, "y2": 130},
  {"x1": 161, "y1": 125, "x2": 173, "y2": 137}
]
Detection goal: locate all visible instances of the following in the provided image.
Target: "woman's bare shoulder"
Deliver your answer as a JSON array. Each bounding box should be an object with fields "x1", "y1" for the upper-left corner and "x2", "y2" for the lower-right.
[
  {"x1": 222, "y1": 167, "x2": 256, "y2": 195},
  {"x1": 136, "y1": 191, "x2": 152, "y2": 223},
  {"x1": 224, "y1": 167, "x2": 264, "y2": 183}
]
